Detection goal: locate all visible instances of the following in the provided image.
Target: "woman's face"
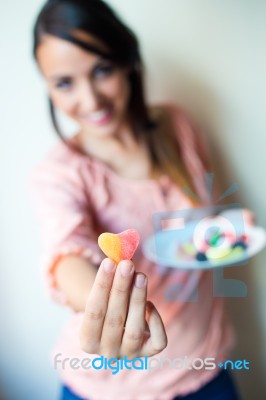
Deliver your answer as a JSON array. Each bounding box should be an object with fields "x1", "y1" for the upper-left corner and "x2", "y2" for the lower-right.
[{"x1": 36, "y1": 34, "x2": 131, "y2": 138}]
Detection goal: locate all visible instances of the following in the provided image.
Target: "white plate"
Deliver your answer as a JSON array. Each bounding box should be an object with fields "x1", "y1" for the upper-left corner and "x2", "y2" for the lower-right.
[{"x1": 142, "y1": 223, "x2": 266, "y2": 270}]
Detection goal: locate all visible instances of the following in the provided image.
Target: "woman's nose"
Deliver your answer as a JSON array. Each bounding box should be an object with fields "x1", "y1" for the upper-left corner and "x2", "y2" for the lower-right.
[{"x1": 78, "y1": 80, "x2": 100, "y2": 112}]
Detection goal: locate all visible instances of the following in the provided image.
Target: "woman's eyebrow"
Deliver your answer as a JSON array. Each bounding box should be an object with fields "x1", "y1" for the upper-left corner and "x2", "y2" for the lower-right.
[{"x1": 49, "y1": 74, "x2": 72, "y2": 81}]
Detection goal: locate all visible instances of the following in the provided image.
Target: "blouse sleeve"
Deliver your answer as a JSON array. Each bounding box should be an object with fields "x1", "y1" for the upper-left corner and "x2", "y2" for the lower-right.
[{"x1": 29, "y1": 153, "x2": 104, "y2": 306}]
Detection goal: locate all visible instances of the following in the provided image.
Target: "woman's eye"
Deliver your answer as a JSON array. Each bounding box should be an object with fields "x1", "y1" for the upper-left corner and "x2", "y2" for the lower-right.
[
  {"x1": 93, "y1": 64, "x2": 114, "y2": 79},
  {"x1": 55, "y1": 78, "x2": 72, "y2": 90}
]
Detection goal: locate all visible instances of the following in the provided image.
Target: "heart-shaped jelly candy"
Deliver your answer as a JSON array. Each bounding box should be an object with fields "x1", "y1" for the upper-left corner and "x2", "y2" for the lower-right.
[{"x1": 98, "y1": 229, "x2": 140, "y2": 264}]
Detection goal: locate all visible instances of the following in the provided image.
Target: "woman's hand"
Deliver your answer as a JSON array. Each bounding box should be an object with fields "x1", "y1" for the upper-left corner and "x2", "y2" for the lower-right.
[{"x1": 79, "y1": 258, "x2": 167, "y2": 359}]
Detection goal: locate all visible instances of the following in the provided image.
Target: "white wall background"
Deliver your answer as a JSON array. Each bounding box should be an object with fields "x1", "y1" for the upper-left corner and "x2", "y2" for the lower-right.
[{"x1": 0, "y1": 0, "x2": 265, "y2": 399}]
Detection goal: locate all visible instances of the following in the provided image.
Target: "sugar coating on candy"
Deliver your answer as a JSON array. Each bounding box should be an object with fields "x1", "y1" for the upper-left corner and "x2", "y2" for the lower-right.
[
  {"x1": 98, "y1": 233, "x2": 121, "y2": 264},
  {"x1": 119, "y1": 230, "x2": 140, "y2": 260},
  {"x1": 98, "y1": 229, "x2": 140, "y2": 264}
]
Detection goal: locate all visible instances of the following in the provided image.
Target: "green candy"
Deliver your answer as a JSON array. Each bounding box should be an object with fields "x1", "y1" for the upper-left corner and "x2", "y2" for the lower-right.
[{"x1": 209, "y1": 231, "x2": 222, "y2": 247}]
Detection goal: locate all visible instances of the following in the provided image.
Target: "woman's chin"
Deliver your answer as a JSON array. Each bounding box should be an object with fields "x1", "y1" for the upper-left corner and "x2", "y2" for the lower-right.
[
  {"x1": 79, "y1": 119, "x2": 122, "y2": 138},
  {"x1": 75, "y1": 105, "x2": 129, "y2": 136}
]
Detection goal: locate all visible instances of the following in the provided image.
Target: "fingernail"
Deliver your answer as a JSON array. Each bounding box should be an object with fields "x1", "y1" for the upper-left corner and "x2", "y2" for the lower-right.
[
  {"x1": 135, "y1": 273, "x2": 147, "y2": 288},
  {"x1": 119, "y1": 260, "x2": 134, "y2": 277},
  {"x1": 103, "y1": 258, "x2": 115, "y2": 273}
]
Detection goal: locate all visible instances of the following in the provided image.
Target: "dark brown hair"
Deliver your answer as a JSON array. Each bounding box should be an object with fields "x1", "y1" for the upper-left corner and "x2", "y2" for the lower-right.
[{"x1": 33, "y1": 0, "x2": 200, "y2": 203}]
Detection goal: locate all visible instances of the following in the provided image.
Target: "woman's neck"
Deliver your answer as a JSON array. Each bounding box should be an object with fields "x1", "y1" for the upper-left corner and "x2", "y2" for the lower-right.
[
  {"x1": 72, "y1": 124, "x2": 160, "y2": 180},
  {"x1": 75, "y1": 120, "x2": 140, "y2": 158},
  {"x1": 71, "y1": 105, "x2": 166, "y2": 181}
]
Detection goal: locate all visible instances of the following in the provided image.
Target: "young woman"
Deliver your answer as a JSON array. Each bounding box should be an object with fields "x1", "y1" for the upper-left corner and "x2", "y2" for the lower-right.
[{"x1": 30, "y1": 1, "x2": 252, "y2": 398}]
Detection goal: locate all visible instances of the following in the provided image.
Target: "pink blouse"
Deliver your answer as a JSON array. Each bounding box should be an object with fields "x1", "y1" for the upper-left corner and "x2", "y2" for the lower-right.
[{"x1": 30, "y1": 104, "x2": 235, "y2": 400}]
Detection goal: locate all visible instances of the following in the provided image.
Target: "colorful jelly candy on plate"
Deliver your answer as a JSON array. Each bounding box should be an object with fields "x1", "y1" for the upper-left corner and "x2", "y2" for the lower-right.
[
  {"x1": 183, "y1": 242, "x2": 197, "y2": 256},
  {"x1": 176, "y1": 230, "x2": 250, "y2": 263},
  {"x1": 196, "y1": 251, "x2": 208, "y2": 261},
  {"x1": 206, "y1": 243, "x2": 232, "y2": 260},
  {"x1": 231, "y1": 240, "x2": 248, "y2": 250},
  {"x1": 98, "y1": 229, "x2": 140, "y2": 264},
  {"x1": 215, "y1": 246, "x2": 245, "y2": 261}
]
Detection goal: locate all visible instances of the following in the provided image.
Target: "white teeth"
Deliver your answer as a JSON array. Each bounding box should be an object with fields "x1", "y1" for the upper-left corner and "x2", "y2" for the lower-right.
[{"x1": 84, "y1": 108, "x2": 110, "y2": 122}]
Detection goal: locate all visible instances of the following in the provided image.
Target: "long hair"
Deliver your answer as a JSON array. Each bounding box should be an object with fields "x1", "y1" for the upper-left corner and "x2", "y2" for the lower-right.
[{"x1": 33, "y1": 0, "x2": 200, "y2": 204}]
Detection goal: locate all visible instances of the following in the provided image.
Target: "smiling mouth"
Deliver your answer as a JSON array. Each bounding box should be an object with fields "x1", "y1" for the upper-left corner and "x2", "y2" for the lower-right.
[{"x1": 79, "y1": 106, "x2": 113, "y2": 125}]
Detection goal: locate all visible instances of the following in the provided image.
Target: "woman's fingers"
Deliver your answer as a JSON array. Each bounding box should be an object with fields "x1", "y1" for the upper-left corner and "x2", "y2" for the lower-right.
[
  {"x1": 140, "y1": 301, "x2": 168, "y2": 357},
  {"x1": 79, "y1": 258, "x2": 116, "y2": 353},
  {"x1": 100, "y1": 260, "x2": 135, "y2": 357},
  {"x1": 121, "y1": 273, "x2": 147, "y2": 356},
  {"x1": 80, "y1": 259, "x2": 167, "y2": 360}
]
